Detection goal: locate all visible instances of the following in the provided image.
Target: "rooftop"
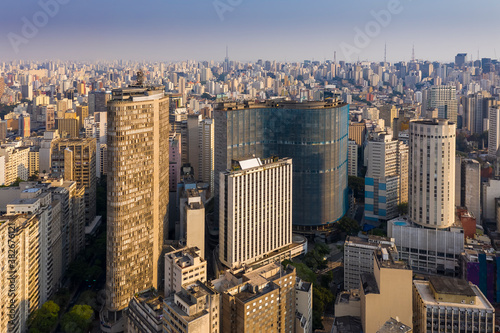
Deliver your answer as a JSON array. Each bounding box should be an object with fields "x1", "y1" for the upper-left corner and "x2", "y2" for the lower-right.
[
  {"x1": 377, "y1": 317, "x2": 412, "y2": 333},
  {"x1": 360, "y1": 273, "x2": 379, "y2": 295},
  {"x1": 429, "y1": 276, "x2": 475, "y2": 297},
  {"x1": 413, "y1": 280, "x2": 494, "y2": 311}
]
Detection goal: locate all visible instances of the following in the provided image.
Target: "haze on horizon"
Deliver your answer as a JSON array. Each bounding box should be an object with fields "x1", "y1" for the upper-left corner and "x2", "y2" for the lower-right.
[{"x1": 1, "y1": 0, "x2": 499, "y2": 63}]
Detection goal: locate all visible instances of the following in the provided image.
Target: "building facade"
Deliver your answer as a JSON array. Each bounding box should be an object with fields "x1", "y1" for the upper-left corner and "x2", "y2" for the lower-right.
[
  {"x1": 219, "y1": 157, "x2": 292, "y2": 268},
  {"x1": 104, "y1": 85, "x2": 169, "y2": 329},
  {"x1": 343, "y1": 235, "x2": 397, "y2": 291},
  {"x1": 409, "y1": 119, "x2": 456, "y2": 228},
  {"x1": 364, "y1": 131, "x2": 408, "y2": 221}
]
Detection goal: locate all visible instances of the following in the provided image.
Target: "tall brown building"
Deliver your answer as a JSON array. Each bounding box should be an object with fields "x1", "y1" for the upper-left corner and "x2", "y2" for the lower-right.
[
  {"x1": 103, "y1": 85, "x2": 169, "y2": 328},
  {"x1": 75, "y1": 105, "x2": 89, "y2": 130},
  {"x1": 50, "y1": 138, "x2": 97, "y2": 226}
]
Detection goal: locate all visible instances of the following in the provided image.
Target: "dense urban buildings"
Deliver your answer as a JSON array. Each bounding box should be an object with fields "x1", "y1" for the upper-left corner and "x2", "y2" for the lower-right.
[
  {"x1": 3, "y1": 45, "x2": 500, "y2": 333},
  {"x1": 103, "y1": 84, "x2": 169, "y2": 330}
]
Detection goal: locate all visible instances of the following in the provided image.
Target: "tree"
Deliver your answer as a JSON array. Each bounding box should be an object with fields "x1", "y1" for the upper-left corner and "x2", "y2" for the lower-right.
[
  {"x1": 29, "y1": 301, "x2": 60, "y2": 333},
  {"x1": 397, "y1": 202, "x2": 408, "y2": 215},
  {"x1": 348, "y1": 176, "x2": 365, "y2": 201},
  {"x1": 337, "y1": 216, "x2": 361, "y2": 235},
  {"x1": 313, "y1": 286, "x2": 335, "y2": 330},
  {"x1": 61, "y1": 304, "x2": 94, "y2": 333}
]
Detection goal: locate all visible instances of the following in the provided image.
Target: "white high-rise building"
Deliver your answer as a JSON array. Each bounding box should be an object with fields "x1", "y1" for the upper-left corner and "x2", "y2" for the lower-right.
[
  {"x1": 219, "y1": 157, "x2": 292, "y2": 268},
  {"x1": 488, "y1": 106, "x2": 500, "y2": 157},
  {"x1": 409, "y1": 119, "x2": 456, "y2": 228},
  {"x1": 364, "y1": 131, "x2": 408, "y2": 222}
]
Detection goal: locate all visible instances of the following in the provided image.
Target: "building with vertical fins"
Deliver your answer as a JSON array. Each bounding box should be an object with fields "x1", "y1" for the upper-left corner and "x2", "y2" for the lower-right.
[
  {"x1": 215, "y1": 99, "x2": 349, "y2": 231},
  {"x1": 219, "y1": 157, "x2": 292, "y2": 268},
  {"x1": 102, "y1": 83, "x2": 169, "y2": 331}
]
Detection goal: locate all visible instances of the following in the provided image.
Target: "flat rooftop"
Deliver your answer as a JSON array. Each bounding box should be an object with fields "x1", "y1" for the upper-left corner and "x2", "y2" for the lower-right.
[
  {"x1": 414, "y1": 280, "x2": 494, "y2": 311},
  {"x1": 429, "y1": 276, "x2": 475, "y2": 297},
  {"x1": 377, "y1": 317, "x2": 412, "y2": 333}
]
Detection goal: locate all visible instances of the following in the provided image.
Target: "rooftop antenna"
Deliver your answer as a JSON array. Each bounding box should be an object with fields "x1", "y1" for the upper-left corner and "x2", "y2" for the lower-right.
[
  {"x1": 384, "y1": 42, "x2": 387, "y2": 63},
  {"x1": 334, "y1": 51, "x2": 337, "y2": 64},
  {"x1": 411, "y1": 44, "x2": 415, "y2": 62}
]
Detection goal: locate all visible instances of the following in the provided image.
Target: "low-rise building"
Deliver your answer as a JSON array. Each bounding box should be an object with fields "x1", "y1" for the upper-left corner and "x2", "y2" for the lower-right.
[
  {"x1": 163, "y1": 281, "x2": 219, "y2": 333},
  {"x1": 360, "y1": 248, "x2": 413, "y2": 333},
  {"x1": 164, "y1": 247, "x2": 207, "y2": 296},
  {"x1": 413, "y1": 277, "x2": 495, "y2": 332},
  {"x1": 344, "y1": 235, "x2": 397, "y2": 290},
  {"x1": 388, "y1": 217, "x2": 464, "y2": 276},
  {"x1": 126, "y1": 289, "x2": 163, "y2": 333}
]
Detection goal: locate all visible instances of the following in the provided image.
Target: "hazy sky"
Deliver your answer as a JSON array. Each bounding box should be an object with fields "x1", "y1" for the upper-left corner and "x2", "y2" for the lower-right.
[{"x1": 1, "y1": 0, "x2": 499, "y2": 63}]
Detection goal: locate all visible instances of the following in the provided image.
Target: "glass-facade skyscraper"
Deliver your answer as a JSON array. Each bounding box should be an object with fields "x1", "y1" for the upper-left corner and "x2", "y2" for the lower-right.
[{"x1": 215, "y1": 100, "x2": 349, "y2": 229}]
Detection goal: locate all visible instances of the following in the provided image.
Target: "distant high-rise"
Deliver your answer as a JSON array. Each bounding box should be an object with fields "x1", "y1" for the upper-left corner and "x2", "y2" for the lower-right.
[
  {"x1": 104, "y1": 85, "x2": 169, "y2": 326},
  {"x1": 409, "y1": 119, "x2": 456, "y2": 228},
  {"x1": 88, "y1": 90, "x2": 111, "y2": 115},
  {"x1": 488, "y1": 106, "x2": 500, "y2": 157},
  {"x1": 455, "y1": 53, "x2": 467, "y2": 68},
  {"x1": 215, "y1": 100, "x2": 349, "y2": 230},
  {"x1": 428, "y1": 85, "x2": 458, "y2": 123},
  {"x1": 219, "y1": 157, "x2": 292, "y2": 268}
]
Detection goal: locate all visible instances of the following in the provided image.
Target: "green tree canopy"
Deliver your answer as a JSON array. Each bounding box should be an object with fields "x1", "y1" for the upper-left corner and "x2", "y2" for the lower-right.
[
  {"x1": 29, "y1": 301, "x2": 60, "y2": 333},
  {"x1": 61, "y1": 304, "x2": 94, "y2": 333}
]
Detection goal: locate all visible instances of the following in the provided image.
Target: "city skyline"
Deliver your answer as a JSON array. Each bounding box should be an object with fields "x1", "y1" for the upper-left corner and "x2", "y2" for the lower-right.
[{"x1": 1, "y1": 0, "x2": 500, "y2": 62}]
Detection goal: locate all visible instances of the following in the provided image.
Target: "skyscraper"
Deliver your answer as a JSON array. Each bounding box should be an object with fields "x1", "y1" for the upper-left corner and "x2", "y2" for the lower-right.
[
  {"x1": 428, "y1": 85, "x2": 458, "y2": 123},
  {"x1": 455, "y1": 53, "x2": 467, "y2": 68},
  {"x1": 488, "y1": 106, "x2": 500, "y2": 157},
  {"x1": 219, "y1": 157, "x2": 292, "y2": 268},
  {"x1": 408, "y1": 119, "x2": 456, "y2": 228},
  {"x1": 215, "y1": 99, "x2": 349, "y2": 230},
  {"x1": 364, "y1": 131, "x2": 408, "y2": 222},
  {"x1": 103, "y1": 84, "x2": 169, "y2": 328}
]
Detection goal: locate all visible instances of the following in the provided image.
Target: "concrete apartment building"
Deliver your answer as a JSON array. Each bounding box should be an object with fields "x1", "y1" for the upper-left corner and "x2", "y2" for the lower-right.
[
  {"x1": 365, "y1": 131, "x2": 408, "y2": 221},
  {"x1": 360, "y1": 248, "x2": 413, "y2": 333},
  {"x1": 212, "y1": 262, "x2": 297, "y2": 333},
  {"x1": 126, "y1": 289, "x2": 163, "y2": 333},
  {"x1": 50, "y1": 138, "x2": 96, "y2": 226},
  {"x1": 427, "y1": 85, "x2": 458, "y2": 123},
  {"x1": 179, "y1": 189, "x2": 205, "y2": 259},
  {"x1": 348, "y1": 140, "x2": 358, "y2": 177},
  {"x1": 409, "y1": 119, "x2": 456, "y2": 229},
  {"x1": 0, "y1": 215, "x2": 41, "y2": 333},
  {"x1": 343, "y1": 235, "x2": 398, "y2": 291},
  {"x1": 0, "y1": 144, "x2": 29, "y2": 185},
  {"x1": 456, "y1": 158, "x2": 481, "y2": 222},
  {"x1": 295, "y1": 278, "x2": 313, "y2": 333},
  {"x1": 413, "y1": 277, "x2": 495, "y2": 332},
  {"x1": 163, "y1": 281, "x2": 220, "y2": 333},
  {"x1": 219, "y1": 157, "x2": 292, "y2": 268},
  {"x1": 488, "y1": 106, "x2": 500, "y2": 157},
  {"x1": 103, "y1": 85, "x2": 169, "y2": 331},
  {"x1": 164, "y1": 247, "x2": 207, "y2": 296}
]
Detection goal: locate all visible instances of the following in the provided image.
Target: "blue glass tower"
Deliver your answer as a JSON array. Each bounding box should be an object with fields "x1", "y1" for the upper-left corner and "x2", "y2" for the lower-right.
[{"x1": 215, "y1": 100, "x2": 349, "y2": 229}]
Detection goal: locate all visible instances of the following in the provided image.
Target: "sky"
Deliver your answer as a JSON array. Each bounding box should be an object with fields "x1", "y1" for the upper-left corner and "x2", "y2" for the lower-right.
[{"x1": 1, "y1": 0, "x2": 500, "y2": 63}]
